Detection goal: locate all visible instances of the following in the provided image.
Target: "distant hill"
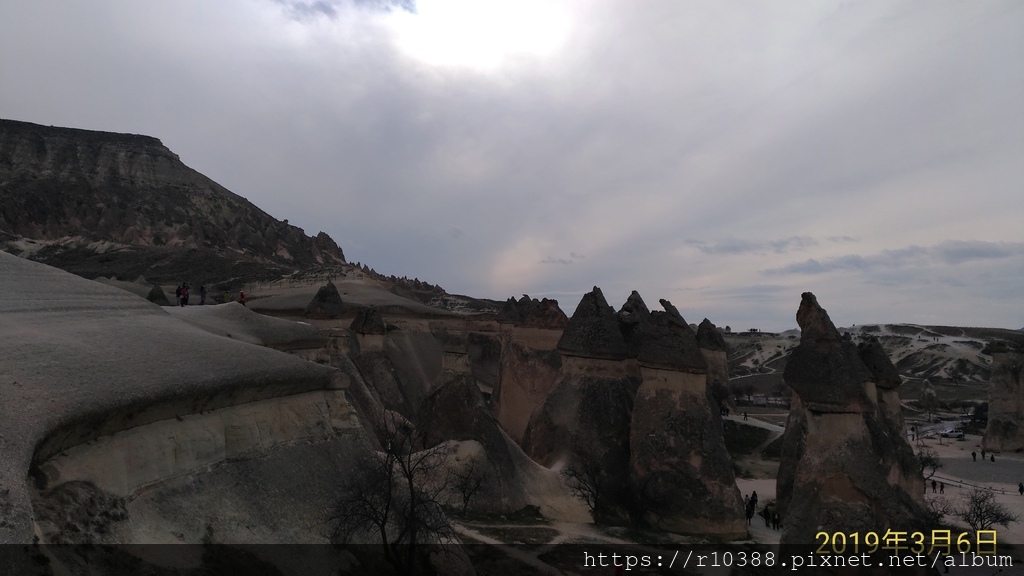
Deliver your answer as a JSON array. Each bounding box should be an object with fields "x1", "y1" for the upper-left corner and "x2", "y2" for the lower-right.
[
  {"x1": 0, "y1": 119, "x2": 345, "y2": 288},
  {"x1": 725, "y1": 322, "x2": 1024, "y2": 389}
]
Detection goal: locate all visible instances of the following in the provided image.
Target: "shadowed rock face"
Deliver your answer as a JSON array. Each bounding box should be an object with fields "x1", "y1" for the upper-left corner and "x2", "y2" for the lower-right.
[
  {"x1": 556, "y1": 287, "x2": 629, "y2": 360},
  {"x1": 696, "y1": 318, "x2": 732, "y2": 410},
  {"x1": 783, "y1": 293, "x2": 872, "y2": 413},
  {"x1": 624, "y1": 295, "x2": 742, "y2": 537},
  {"x1": 499, "y1": 295, "x2": 569, "y2": 329},
  {"x1": 349, "y1": 306, "x2": 386, "y2": 335},
  {"x1": 777, "y1": 292, "x2": 928, "y2": 544},
  {"x1": 304, "y1": 281, "x2": 345, "y2": 319},
  {"x1": 984, "y1": 350, "x2": 1024, "y2": 452},
  {"x1": 857, "y1": 337, "x2": 902, "y2": 389},
  {"x1": 0, "y1": 119, "x2": 344, "y2": 284}
]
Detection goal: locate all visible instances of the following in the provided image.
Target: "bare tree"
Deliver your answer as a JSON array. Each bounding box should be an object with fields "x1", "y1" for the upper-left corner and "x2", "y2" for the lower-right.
[
  {"x1": 331, "y1": 414, "x2": 455, "y2": 575},
  {"x1": 917, "y1": 448, "x2": 942, "y2": 480},
  {"x1": 449, "y1": 458, "x2": 489, "y2": 515},
  {"x1": 955, "y1": 488, "x2": 1019, "y2": 531},
  {"x1": 561, "y1": 454, "x2": 605, "y2": 517}
]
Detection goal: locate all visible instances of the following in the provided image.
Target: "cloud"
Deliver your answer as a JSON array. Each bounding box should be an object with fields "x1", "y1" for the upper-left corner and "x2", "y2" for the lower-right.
[
  {"x1": 274, "y1": 0, "x2": 415, "y2": 20},
  {"x1": 684, "y1": 236, "x2": 818, "y2": 255},
  {"x1": 762, "y1": 241, "x2": 1024, "y2": 275}
]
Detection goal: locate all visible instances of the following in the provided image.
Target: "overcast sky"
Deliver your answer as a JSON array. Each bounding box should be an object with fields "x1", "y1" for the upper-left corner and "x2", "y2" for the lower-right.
[{"x1": 2, "y1": 1, "x2": 1021, "y2": 331}]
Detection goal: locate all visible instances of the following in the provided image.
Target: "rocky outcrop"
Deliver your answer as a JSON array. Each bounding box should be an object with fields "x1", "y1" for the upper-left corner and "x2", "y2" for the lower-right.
[
  {"x1": 625, "y1": 296, "x2": 744, "y2": 537},
  {"x1": 350, "y1": 306, "x2": 386, "y2": 335},
  {"x1": 984, "y1": 348, "x2": 1024, "y2": 452},
  {"x1": 304, "y1": 281, "x2": 345, "y2": 319},
  {"x1": 0, "y1": 119, "x2": 345, "y2": 285},
  {"x1": 146, "y1": 284, "x2": 171, "y2": 306},
  {"x1": 498, "y1": 295, "x2": 569, "y2": 329},
  {"x1": 0, "y1": 250, "x2": 375, "y2": 547},
  {"x1": 522, "y1": 287, "x2": 639, "y2": 520},
  {"x1": 554, "y1": 287, "x2": 629, "y2": 361},
  {"x1": 777, "y1": 293, "x2": 928, "y2": 544},
  {"x1": 697, "y1": 318, "x2": 732, "y2": 410}
]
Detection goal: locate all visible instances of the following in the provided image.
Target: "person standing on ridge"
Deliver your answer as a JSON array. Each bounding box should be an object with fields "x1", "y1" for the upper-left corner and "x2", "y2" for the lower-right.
[{"x1": 239, "y1": 291, "x2": 246, "y2": 307}]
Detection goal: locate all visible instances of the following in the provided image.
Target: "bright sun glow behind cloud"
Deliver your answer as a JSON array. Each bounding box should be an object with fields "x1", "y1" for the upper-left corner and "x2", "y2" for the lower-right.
[{"x1": 388, "y1": 0, "x2": 571, "y2": 71}]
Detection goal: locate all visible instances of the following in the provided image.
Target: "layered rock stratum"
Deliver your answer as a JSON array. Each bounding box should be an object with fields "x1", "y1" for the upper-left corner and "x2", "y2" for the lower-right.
[{"x1": 0, "y1": 119, "x2": 345, "y2": 286}]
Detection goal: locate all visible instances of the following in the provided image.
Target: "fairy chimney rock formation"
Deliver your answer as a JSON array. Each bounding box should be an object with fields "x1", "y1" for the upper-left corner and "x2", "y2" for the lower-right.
[
  {"x1": 697, "y1": 318, "x2": 732, "y2": 410},
  {"x1": 350, "y1": 306, "x2": 386, "y2": 351},
  {"x1": 349, "y1": 306, "x2": 386, "y2": 335},
  {"x1": 499, "y1": 295, "x2": 569, "y2": 329},
  {"x1": 304, "y1": 281, "x2": 344, "y2": 319},
  {"x1": 857, "y1": 337, "x2": 902, "y2": 389},
  {"x1": 783, "y1": 293, "x2": 872, "y2": 413},
  {"x1": 522, "y1": 287, "x2": 638, "y2": 520},
  {"x1": 625, "y1": 294, "x2": 744, "y2": 537},
  {"x1": 556, "y1": 287, "x2": 630, "y2": 362},
  {"x1": 777, "y1": 292, "x2": 927, "y2": 545}
]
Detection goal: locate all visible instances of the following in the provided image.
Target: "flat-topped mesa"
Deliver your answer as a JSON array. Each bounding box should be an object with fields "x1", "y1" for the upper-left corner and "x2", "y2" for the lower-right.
[
  {"x1": 304, "y1": 281, "x2": 344, "y2": 319},
  {"x1": 783, "y1": 292, "x2": 872, "y2": 413},
  {"x1": 557, "y1": 286, "x2": 630, "y2": 361},
  {"x1": 498, "y1": 294, "x2": 569, "y2": 329}
]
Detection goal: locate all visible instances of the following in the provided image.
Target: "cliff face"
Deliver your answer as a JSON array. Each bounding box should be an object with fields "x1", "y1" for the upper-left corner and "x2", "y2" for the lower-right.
[{"x1": 0, "y1": 119, "x2": 344, "y2": 284}]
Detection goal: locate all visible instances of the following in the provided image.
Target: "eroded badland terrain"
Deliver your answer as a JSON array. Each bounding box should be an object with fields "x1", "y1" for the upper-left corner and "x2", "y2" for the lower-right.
[{"x1": 2, "y1": 120, "x2": 1024, "y2": 574}]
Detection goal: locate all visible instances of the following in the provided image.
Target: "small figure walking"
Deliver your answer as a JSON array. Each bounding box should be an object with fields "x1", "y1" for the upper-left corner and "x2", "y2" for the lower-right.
[
  {"x1": 239, "y1": 290, "x2": 247, "y2": 307},
  {"x1": 175, "y1": 285, "x2": 182, "y2": 306},
  {"x1": 931, "y1": 480, "x2": 937, "y2": 494},
  {"x1": 991, "y1": 454, "x2": 995, "y2": 463},
  {"x1": 972, "y1": 451, "x2": 977, "y2": 462},
  {"x1": 200, "y1": 285, "x2": 207, "y2": 305},
  {"x1": 743, "y1": 412, "x2": 748, "y2": 421},
  {"x1": 981, "y1": 449, "x2": 986, "y2": 460},
  {"x1": 180, "y1": 284, "x2": 189, "y2": 307},
  {"x1": 940, "y1": 482, "x2": 944, "y2": 494},
  {"x1": 772, "y1": 511, "x2": 780, "y2": 530},
  {"x1": 1018, "y1": 482, "x2": 1023, "y2": 496}
]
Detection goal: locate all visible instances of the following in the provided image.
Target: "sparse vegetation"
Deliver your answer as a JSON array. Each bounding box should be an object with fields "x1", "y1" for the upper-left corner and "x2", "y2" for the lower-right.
[{"x1": 954, "y1": 488, "x2": 1019, "y2": 531}]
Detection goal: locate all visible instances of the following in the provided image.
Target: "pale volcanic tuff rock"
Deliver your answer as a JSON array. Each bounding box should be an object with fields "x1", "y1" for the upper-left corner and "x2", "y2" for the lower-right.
[
  {"x1": 624, "y1": 294, "x2": 743, "y2": 537},
  {"x1": 416, "y1": 374, "x2": 586, "y2": 519},
  {"x1": 0, "y1": 251, "x2": 376, "y2": 546},
  {"x1": 777, "y1": 292, "x2": 928, "y2": 545}
]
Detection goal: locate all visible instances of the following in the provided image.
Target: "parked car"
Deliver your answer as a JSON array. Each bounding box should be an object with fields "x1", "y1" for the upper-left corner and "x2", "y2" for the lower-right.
[{"x1": 940, "y1": 428, "x2": 964, "y2": 439}]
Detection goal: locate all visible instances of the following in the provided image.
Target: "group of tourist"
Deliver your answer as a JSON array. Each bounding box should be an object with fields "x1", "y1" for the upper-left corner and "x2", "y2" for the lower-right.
[
  {"x1": 971, "y1": 450, "x2": 996, "y2": 463},
  {"x1": 741, "y1": 492, "x2": 781, "y2": 530},
  {"x1": 174, "y1": 283, "x2": 208, "y2": 306}
]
